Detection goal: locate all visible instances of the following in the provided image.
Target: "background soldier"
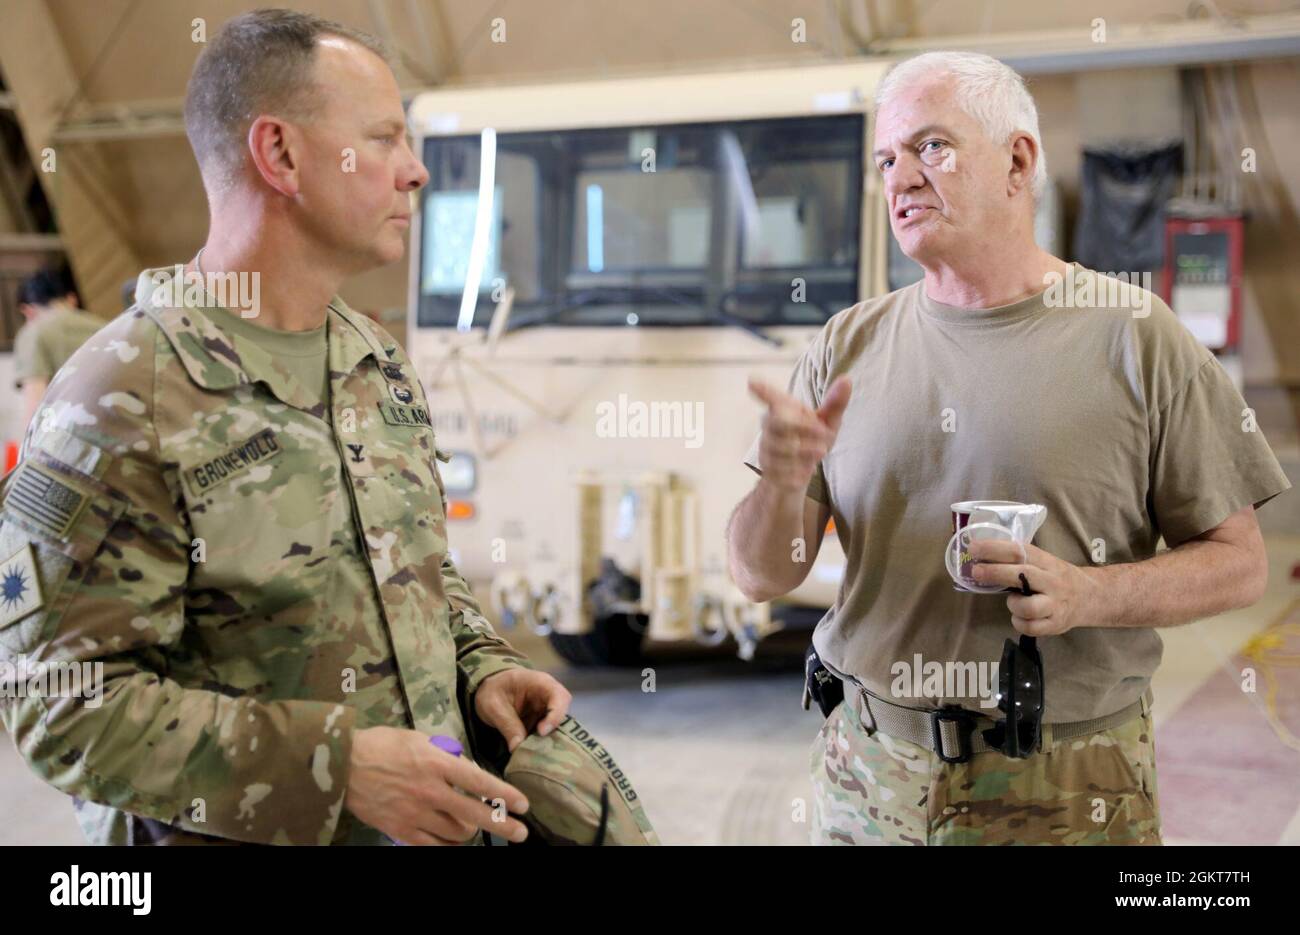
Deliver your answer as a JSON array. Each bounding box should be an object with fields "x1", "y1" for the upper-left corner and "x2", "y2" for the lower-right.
[{"x1": 12, "y1": 267, "x2": 103, "y2": 431}]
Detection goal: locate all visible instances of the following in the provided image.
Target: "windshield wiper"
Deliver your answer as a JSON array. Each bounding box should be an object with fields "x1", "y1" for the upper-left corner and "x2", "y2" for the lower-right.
[
  {"x1": 699, "y1": 304, "x2": 783, "y2": 347},
  {"x1": 502, "y1": 286, "x2": 783, "y2": 348}
]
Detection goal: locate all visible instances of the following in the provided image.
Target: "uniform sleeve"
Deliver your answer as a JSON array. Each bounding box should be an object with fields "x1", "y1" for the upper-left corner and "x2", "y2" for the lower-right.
[
  {"x1": 429, "y1": 455, "x2": 533, "y2": 696},
  {"x1": 0, "y1": 326, "x2": 357, "y2": 846},
  {"x1": 1149, "y1": 354, "x2": 1292, "y2": 546},
  {"x1": 742, "y1": 332, "x2": 831, "y2": 505},
  {"x1": 442, "y1": 553, "x2": 534, "y2": 694},
  {"x1": 11, "y1": 320, "x2": 47, "y2": 388}
]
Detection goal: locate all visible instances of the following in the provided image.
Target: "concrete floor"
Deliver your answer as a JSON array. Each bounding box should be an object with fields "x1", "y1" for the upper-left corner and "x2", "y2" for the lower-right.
[{"x1": 3, "y1": 534, "x2": 1298, "y2": 846}]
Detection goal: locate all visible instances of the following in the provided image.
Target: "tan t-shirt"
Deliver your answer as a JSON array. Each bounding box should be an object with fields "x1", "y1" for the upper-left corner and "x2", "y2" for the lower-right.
[
  {"x1": 203, "y1": 303, "x2": 329, "y2": 411},
  {"x1": 13, "y1": 306, "x2": 107, "y2": 388},
  {"x1": 745, "y1": 264, "x2": 1291, "y2": 723}
]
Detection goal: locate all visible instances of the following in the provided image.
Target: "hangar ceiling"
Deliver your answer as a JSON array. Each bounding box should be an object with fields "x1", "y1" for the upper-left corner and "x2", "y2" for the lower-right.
[{"x1": 1, "y1": 0, "x2": 1299, "y2": 321}]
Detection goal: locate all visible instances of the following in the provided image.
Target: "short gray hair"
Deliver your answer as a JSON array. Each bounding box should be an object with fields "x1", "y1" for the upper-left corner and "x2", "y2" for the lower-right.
[
  {"x1": 184, "y1": 9, "x2": 391, "y2": 194},
  {"x1": 875, "y1": 51, "x2": 1047, "y2": 199}
]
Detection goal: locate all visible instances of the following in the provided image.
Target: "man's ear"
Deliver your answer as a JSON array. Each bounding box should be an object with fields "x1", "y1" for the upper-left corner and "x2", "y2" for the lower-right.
[
  {"x1": 247, "y1": 115, "x2": 300, "y2": 198},
  {"x1": 1007, "y1": 132, "x2": 1038, "y2": 197}
]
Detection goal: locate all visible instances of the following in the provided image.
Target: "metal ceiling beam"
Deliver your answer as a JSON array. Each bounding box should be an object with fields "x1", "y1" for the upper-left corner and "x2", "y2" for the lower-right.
[
  {"x1": 35, "y1": 10, "x2": 1300, "y2": 144},
  {"x1": 0, "y1": 232, "x2": 63, "y2": 252},
  {"x1": 407, "y1": 0, "x2": 455, "y2": 84},
  {"x1": 52, "y1": 103, "x2": 187, "y2": 143},
  {"x1": 872, "y1": 11, "x2": 1300, "y2": 74}
]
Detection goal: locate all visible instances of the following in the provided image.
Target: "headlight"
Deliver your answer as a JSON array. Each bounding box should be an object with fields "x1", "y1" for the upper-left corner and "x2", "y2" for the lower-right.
[{"x1": 440, "y1": 451, "x2": 476, "y2": 494}]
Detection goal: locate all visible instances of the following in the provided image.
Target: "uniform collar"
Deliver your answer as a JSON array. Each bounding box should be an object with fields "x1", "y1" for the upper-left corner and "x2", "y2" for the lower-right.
[
  {"x1": 134, "y1": 265, "x2": 392, "y2": 411},
  {"x1": 328, "y1": 295, "x2": 394, "y2": 376}
]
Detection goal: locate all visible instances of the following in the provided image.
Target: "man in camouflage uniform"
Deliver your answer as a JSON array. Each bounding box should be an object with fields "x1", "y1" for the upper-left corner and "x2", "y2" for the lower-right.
[
  {"x1": 12, "y1": 268, "x2": 104, "y2": 431},
  {"x1": 0, "y1": 9, "x2": 661, "y2": 846}
]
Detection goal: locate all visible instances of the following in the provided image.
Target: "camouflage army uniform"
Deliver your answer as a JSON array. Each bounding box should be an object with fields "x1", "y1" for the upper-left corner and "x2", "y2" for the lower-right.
[
  {"x1": 0, "y1": 266, "x2": 532, "y2": 845},
  {"x1": 810, "y1": 688, "x2": 1161, "y2": 845}
]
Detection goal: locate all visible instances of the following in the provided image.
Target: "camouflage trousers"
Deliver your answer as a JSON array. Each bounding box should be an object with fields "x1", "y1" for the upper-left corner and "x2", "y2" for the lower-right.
[{"x1": 810, "y1": 689, "x2": 1162, "y2": 845}]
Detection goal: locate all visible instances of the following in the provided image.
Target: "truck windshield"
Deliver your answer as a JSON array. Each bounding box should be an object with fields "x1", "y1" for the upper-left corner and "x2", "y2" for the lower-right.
[{"x1": 416, "y1": 114, "x2": 864, "y2": 329}]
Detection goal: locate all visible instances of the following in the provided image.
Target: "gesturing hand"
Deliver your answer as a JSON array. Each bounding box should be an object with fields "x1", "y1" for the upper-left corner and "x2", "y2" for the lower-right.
[{"x1": 748, "y1": 376, "x2": 852, "y2": 493}]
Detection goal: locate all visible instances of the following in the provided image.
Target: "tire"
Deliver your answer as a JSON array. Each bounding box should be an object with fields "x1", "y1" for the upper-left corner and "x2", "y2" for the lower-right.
[
  {"x1": 548, "y1": 612, "x2": 647, "y2": 667},
  {"x1": 769, "y1": 604, "x2": 828, "y2": 631}
]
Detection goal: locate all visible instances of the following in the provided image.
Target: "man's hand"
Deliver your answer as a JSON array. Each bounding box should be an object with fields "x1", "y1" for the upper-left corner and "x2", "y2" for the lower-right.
[
  {"x1": 344, "y1": 725, "x2": 532, "y2": 846},
  {"x1": 475, "y1": 668, "x2": 572, "y2": 752},
  {"x1": 748, "y1": 375, "x2": 851, "y2": 493},
  {"x1": 969, "y1": 540, "x2": 1107, "y2": 636}
]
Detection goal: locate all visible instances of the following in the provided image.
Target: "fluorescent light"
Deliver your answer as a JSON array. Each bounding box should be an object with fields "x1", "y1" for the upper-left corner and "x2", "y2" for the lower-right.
[
  {"x1": 586, "y1": 183, "x2": 604, "y2": 272},
  {"x1": 457, "y1": 127, "x2": 497, "y2": 332}
]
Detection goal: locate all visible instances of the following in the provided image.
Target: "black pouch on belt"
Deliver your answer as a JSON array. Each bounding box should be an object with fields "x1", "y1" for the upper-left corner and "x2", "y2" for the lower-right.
[{"x1": 803, "y1": 644, "x2": 845, "y2": 718}]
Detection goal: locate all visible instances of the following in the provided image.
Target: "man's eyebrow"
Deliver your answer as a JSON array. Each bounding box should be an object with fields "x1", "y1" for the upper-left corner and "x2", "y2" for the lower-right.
[
  {"x1": 871, "y1": 123, "x2": 958, "y2": 158},
  {"x1": 369, "y1": 118, "x2": 408, "y2": 134}
]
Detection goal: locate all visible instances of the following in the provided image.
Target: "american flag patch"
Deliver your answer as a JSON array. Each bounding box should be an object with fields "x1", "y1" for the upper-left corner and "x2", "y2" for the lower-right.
[{"x1": 6, "y1": 463, "x2": 89, "y2": 539}]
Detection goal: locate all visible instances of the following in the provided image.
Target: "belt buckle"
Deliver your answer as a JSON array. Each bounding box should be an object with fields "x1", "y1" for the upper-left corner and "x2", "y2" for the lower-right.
[{"x1": 931, "y1": 705, "x2": 976, "y2": 764}]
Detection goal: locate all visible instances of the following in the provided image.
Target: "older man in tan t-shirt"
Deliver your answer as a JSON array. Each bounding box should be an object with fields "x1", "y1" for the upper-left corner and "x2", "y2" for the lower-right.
[{"x1": 727, "y1": 51, "x2": 1290, "y2": 846}]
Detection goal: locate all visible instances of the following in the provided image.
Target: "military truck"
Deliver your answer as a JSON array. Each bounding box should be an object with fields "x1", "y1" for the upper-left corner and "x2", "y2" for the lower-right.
[{"x1": 404, "y1": 60, "x2": 1060, "y2": 664}]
